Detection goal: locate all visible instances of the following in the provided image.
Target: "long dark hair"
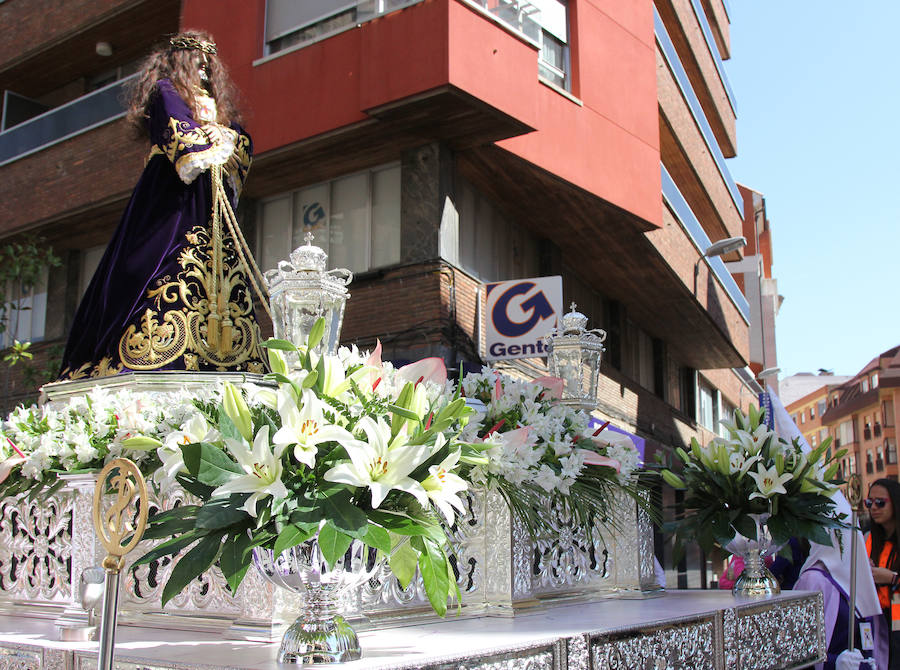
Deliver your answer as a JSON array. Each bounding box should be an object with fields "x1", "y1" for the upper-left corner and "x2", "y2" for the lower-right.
[
  {"x1": 869, "y1": 477, "x2": 900, "y2": 572},
  {"x1": 126, "y1": 30, "x2": 242, "y2": 137}
]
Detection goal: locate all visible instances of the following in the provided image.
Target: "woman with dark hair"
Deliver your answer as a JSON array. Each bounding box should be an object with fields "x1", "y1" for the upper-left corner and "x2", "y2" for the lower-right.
[
  {"x1": 866, "y1": 477, "x2": 900, "y2": 668},
  {"x1": 58, "y1": 30, "x2": 266, "y2": 379}
]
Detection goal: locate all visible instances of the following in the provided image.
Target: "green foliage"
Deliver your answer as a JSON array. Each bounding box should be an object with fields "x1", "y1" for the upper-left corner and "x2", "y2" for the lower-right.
[
  {"x1": 660, "y1": 405, "x2": 847, "y2": 557},
  {"x1": 0, "y1": 237, "x2": 61, "y2": 368}
]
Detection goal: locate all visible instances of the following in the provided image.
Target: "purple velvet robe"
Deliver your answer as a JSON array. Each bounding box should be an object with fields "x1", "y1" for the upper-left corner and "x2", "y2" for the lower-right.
[{"x1": 59, "y1": 79, "x2": 265, "y2": 379}]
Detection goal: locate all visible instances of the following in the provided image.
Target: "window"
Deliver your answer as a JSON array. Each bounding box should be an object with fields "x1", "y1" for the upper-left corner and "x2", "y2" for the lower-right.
[
  {"x1": 680, "y1": 367, "x2": 696, "y2": 419},
  {"x1": 257, "y1": 163, "x2": 401, "y2": 275},
  {"x1": 861, "y1": 378, "x2": 869, "y2": 393},
  {"x1": 872, "y1": 373, "x2": 879, "y2": 388},
  {"x1": 887, "y1": 439, "x2": 897, "y2": 465},
  {"x1": 0, "y1": 269, "x2": 48, "y2": 348},
  {"x1": 811, "y1": 434, "x2": 817, "y2": 447},
  {"x1": 264, "y1": 0, "x2": 424, "y2": 55},
  {"x1": 800, "y1": 411, "x2": 806, "y2": 424},
  {"x1": 466, "y1": 0, "x2": 571, "y2": 91},
  {"x1": 719, "y1": 399, "x2": 736, "y2": 439},
  {"x1": 838, "y1": 420, "x2": 855, "y2": 446},
  {"x1": 817, "y1": 400, "x2": 827, "y2": 416},
  {"x1": 866, "y1": 450, "x2": 874, "y2": 474},
  {"x1": 819, "y1": 428, "x2": 829, "y2": 444},
  {"x1": 80, "y1": 244, "x2": 105, "y2": 299},
  {"x1": 809, "y1": 406, "x2": 815, "y2": 420},
  {"x1": 877, "y1": 446, "x2": 885, "y2": 471},
  {"x1": 697, "y1": 379, "x2": 718, "y2": 432},
  {"x1": 457, "y1": 176, "x2": 540, "y2": 282}
]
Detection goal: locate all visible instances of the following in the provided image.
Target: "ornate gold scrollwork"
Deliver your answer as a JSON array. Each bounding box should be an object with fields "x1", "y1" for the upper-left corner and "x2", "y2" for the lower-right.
[{"x1": 91, "y1": 458, "x2": 149, "y2": 573}]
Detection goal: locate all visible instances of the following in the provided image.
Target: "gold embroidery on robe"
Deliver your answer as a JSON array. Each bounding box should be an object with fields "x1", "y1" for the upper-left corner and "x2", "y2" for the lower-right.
[{"x1": 117, "y1": 224, "x2": 263, "y2": 372}]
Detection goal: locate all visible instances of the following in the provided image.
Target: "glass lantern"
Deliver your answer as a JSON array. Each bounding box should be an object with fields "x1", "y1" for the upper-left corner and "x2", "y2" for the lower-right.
[
  {"x1": 264, "y1": 233, "x2": 352, "y2": 364},
  {"x1": 542, "y1": 303, "x2": 607, "y2": 411}
]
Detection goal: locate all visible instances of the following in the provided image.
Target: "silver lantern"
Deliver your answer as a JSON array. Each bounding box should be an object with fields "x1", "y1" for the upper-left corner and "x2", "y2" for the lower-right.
[
  {"x1": 542, "y1": 303, "x2": 606, "y2": 411},
  {"x1": 264, "y1": 233, "x2": 352, "y2": 363}
]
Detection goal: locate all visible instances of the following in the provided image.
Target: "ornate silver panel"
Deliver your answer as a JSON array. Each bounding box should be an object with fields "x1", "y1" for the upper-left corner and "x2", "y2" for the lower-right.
[
  {"x1": 725, "y1": 593, "x2": 823, "y2": 670},
  {"x1": 0, "y1": 645, "x2": 65, "y2": 670},
  {"x1": 590, "y1": 615, "x2": 719, "y2": 669},
  {"x1": 0, "y1": 490, "x2": 74, "y2": 606}
]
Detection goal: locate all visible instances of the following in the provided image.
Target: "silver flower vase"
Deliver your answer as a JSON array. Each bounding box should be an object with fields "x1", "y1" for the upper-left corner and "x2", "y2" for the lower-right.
[
  {"x1": 725, "y1": 512, "x2": 781, "y2": 597},
  {"x1": 252, "y1": 539, "x2": 382, "y2": 664}
]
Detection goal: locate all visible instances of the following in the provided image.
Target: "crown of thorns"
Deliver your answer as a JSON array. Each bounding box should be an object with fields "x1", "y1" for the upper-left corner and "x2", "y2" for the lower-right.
[{"x1": 169, "y1": 36, "x2": 217, "y2": 55}]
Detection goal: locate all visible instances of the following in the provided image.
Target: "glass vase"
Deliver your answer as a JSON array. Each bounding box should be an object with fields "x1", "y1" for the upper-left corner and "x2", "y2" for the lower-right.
[
  {"x1": 724, "y1": 512, "x2": 781, "y2": 597},
  {"x1": 252, "y1": 538, "x2": 382, "y2": 665}
]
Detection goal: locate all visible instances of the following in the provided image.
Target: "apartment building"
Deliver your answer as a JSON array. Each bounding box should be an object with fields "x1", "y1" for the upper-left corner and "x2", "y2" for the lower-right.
[{"x1": 819, "y1": 346, "x2": 900, "y2": 493}]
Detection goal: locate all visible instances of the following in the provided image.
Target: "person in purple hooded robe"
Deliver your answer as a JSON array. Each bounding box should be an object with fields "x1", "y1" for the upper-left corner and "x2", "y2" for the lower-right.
[{"x1": 58, "y1": 30, "x2": 265, "y2": 380}]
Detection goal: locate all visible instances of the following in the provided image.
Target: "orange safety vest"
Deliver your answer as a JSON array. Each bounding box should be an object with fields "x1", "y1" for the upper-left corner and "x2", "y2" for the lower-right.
[{"x1": 866, "y1": 534, "x2": 900, "y2": 627}]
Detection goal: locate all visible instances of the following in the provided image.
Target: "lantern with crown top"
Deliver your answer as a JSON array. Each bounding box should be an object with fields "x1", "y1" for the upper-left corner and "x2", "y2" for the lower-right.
[
  {"x1": 542, "y1": 303, "x2": 607, "y2": 411},
  {"x1": 264, "y1": 233, "x2": 352, "y2": 363}
]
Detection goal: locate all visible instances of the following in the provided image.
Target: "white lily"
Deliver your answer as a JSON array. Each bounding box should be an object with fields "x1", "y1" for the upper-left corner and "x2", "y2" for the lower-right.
[
  {"x1": 421, "y1": 441, "x2": 467, "y2": 524},
  {"x1": 272, "y1": 387, "x2": 353, "y2": 468},
  {"x1": 213, "y1": 425, "x2": 288, "y2": 517},
  {"x1": 154, "y1": 414, "x2": 219, "y2": 489},
  {"x1": 748, "y1": 463, "x2": 793, "y2": 500},
  {"x1": 735, "y1": 424, "x2": 772, "y2": 455},
  {"x1": 728, "y1": 451, "x2": 760, "y2": 478},
  {"x1": 324, "y1": 416, "x2": 430, "y2": 508}
]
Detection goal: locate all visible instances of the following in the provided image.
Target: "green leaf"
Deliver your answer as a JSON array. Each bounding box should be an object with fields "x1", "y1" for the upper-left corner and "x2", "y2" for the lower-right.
[
  {"x1": 389, "y1": 538, "x2": 419, "y2": 588},
  {"x1": 260, "y1": 338, "x2": 299, "y2": 352},
  {"x1": 181, "y1": 442, "x2": 242, "y2": 487},
  {"x1": 219, "y1": 532, "x2": 254, "y2": 595},
  {"x1": 141, "y1": 516, "x2": 198, "y2": 540},
  {"x1": 367, "y1": 510, "x2": 447, "y2": 544},
  {"x1": 388, "y1": 404, "x2": 420, "y2": 421},
  {"x1": 321, "y1": 492, "x2": 368, "y2": 537},
  {"x1": 301, "y1": 370, "x2": 319, "y2": 389},
  {"x1": 162, "y1": 532, "x2": 225, "y2": 606},
  {"x1": 195, "y1": 496, "x2": 251, "y2": 530},
  {"x1": 317, "y1": 523, "x2": 353, "y2": 569},
  {"x1": 418, "y1": 538, "x2": 449, "y2": 617},
  {"x1": 133, "y1": 529, "x2": 203, "y2": 568},
  {"x1": 175, "y1": 474, "x2": 215, "y2": 499},
  {"x1": 273, "y1": 524, "x2": 316, "y2": 559},
  {"x1": 362, "y1": 523, "x2": 391, "y2": 554},
  {"x1": 307, "y1": 317, "x2": 326, "y2": 351}
]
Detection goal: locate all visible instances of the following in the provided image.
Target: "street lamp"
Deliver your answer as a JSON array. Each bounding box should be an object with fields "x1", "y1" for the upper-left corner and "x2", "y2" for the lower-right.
[{"x1": 693, "y1": 236, "x2": 747, "y2": 295}]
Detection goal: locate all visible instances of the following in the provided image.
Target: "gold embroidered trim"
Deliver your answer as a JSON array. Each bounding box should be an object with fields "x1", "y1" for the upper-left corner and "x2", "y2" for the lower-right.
[{"x1": 116, "y1": 223, "x2": 263, "y2": 372}]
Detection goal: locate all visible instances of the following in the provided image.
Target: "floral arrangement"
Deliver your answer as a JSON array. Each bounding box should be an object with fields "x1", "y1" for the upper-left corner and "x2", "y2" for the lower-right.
[
  {"x1": 660, "y1": 404, "x2": 847, "y2": 553},
  {"x1": 0, "y1": 321, "x2": 650, "y2": 618},
  {"x1": 128, "y1": 323, "x2": 476, "y2": 615},
  {"x1": 0, "y1": 384, "x2": 224, "y2": 500},
  {"x1": 459, "y1": 368, "x2": 644, "y2": 536}
]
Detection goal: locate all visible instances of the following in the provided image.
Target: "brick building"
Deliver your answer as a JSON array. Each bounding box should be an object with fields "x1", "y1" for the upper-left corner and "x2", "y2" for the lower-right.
[
  {"x1": 1, "y1": 0, "x2": 771, "y2": 583},
  {"x1": 817, "y1": 346, "x2": 900, "y2": 493}
]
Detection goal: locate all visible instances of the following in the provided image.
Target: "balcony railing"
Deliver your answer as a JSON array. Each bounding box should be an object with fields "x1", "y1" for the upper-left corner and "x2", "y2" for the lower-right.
[
  {"x1": 654, "y1": 8, "x2": 742, "y2": 212},
  {"x1": 262, "y1": 0, "x2": 426, "y2": 59},
  {"x1": 864, "y1": 427, "x2": 872, "y2": 441},
  {"x1": 688, "y1": 0, "x2": 736, "y2": 114},
  {"x1": 0, "y1": 75, "x2": 134, "y2": 167},
  {"x1": 875, "y1": 423, "x2": 882, "y2": 437},
  {"x1": 661, "y1": 165, "x2": 750, "y2": 323}
]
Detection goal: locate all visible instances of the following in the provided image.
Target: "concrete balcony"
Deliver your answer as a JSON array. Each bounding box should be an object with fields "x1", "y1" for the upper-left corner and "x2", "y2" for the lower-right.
[
  {"x1": 656, "y1": 0, "x2": 736, "y2": 157},
  {"x1": 656, "y1": 8, "x2": 743, "y2": 245},
  {"x1": 0, "y1": 0, "x2": 179, "y2": 102},
  {"x1": 698, "y1": 0, "x2": 731, "y2": 59}
]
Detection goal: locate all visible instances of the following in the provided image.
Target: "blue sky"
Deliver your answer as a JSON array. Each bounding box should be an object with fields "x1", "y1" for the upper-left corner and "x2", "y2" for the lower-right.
[{"x1": 724, "y1": 2, "x2": 899, "y2": 377}]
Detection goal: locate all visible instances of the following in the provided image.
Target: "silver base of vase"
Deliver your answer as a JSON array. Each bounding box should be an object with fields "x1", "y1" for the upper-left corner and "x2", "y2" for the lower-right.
[
  {"x1": 278, "y1": 614, "x2": 362, "y2": 665},
  {"x1": 732, "y1": 567, "x2": 781, "y2": 598}
]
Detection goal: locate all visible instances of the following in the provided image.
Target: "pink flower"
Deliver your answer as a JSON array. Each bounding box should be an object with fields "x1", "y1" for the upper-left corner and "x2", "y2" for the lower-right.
[
  {"x1": 578, "y1": 450, "x2": 621, "y2": 473},
  {"x1": 398, "y1": 357, "x2": 447, "y2": 386},
  {"x1": 533, "y1": 376, "x2": 564, "y2": 400}
]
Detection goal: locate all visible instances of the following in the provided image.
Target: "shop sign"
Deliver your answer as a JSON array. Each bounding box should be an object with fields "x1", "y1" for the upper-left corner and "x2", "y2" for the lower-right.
[{"x1": 484, "y1": 276, "x2": 562, "y2": 360}]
